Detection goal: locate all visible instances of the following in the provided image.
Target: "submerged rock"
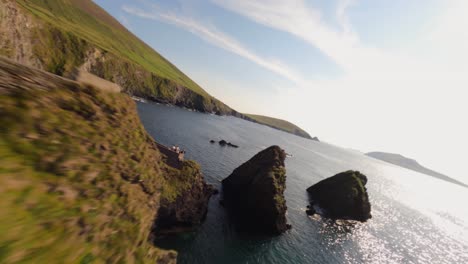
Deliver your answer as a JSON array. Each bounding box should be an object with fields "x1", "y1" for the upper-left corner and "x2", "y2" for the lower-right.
[
  {"x1": 217, "y1": 139, "x2": 238, "y2": 148},
  {"x1": 221, "y1": 146, "x2": 289, "y2": 235},
  {"x1": 210, "y1": 140, "x2": 215, "y2": 143},
  {"x1": 306, "y1": 170, "x2": 371, "y2": 222},
  {"x1": 227, "y1": 142, "x2": 239, "y2": 148}
]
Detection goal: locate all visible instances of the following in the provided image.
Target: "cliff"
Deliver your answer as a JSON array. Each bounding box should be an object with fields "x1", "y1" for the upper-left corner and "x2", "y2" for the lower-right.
[
  {"x1": 0, "y1": 57, "x2": 211, "y2": 263},
  {"x1": 0, "y1": 0, "x2": 318, "y2": 139},
  {"x1": 306, "y1": 170, "x2": 371, "y2": 222},
  {"x1": 153, "y1": 160, "x2": 213, "y2": 235},
  {"x1": 221, "y1": 146, "x2": 289, "y2": 235},
  {"x1": 0, "y1": 0, "x2": 234, "y2": 115}
]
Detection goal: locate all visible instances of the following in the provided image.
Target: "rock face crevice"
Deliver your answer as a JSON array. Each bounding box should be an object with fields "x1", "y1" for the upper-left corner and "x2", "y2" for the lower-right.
[
  {"x1": 306, "y1": 170, "x2": 372, "y2": 222},
  {"x1": 221, "y1": 146, "x2": 289, "y2": 235}
]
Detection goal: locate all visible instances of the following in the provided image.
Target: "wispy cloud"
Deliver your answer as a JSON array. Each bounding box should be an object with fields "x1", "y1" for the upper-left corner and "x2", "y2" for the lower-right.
[
  {"x1": 122, "y1": 5, "x2": 305, "y2": 85},
  {"x1": 336, "y1": 0, "x2": 356, "y2": 36},
  {"x1": 211, "y1": 0, "x2": 366, "y2": 72}
]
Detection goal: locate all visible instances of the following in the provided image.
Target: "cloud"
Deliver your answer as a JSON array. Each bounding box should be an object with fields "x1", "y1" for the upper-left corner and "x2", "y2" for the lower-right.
[
  {"x1": 211, "y1": 0, "x2": 365, "y2": 72},
  {"x1": 336, "y1": 0, "x2": 356, "y2": 35},
  {"x1": 124, "y1": 0, "x2": 468, "y2": 180},
  {"x1": 122, "y1": 5, "x2": 305, "y2": 85},
  {"x1": 211, "y1": 0, "x2": 468, "y2": 180}
]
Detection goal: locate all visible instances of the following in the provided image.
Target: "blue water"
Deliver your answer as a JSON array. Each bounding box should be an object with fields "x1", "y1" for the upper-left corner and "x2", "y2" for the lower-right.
[{"x1": 137, "y1": 102, "x2": 468, "y2": 264}]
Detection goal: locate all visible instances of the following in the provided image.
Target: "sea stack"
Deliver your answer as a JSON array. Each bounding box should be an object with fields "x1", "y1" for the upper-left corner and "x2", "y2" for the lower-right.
[
  {"x1": 306, "y1": 170, "x2": 371, "y2": 221},
  {"x1": 221, "y1": 146, "x2": 289, "y2": 235}
]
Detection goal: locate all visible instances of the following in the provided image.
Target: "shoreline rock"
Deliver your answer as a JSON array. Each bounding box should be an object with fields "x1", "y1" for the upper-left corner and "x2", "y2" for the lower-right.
[
  {"x1": 221, "y1": 146, "x2": 290, "y2": 235},
  {"x1": 306, "y1": 170, "x2": 371, "y2": 222},
  {"x1": 212, "y1": 139, "x2": 239, "y2": 148}
]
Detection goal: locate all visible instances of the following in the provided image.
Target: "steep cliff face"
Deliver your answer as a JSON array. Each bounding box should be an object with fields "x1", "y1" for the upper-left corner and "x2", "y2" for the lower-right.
[
  {"x1": 221, "y1": 146, "x2": 289, "y2": 235},
  {"x1": 306, "y1": 170, "x2": 372, "y2": 222},
  {"x1": 79, "y1": 48, "x2": 234, "y2": 114},
  {"x1": 0, "y1": 0, "x2": 235, "y2": 115},
  {"x1": 153, "y1": 161, "x2": 213, "y2": 235},
  {"x1": 0, "y1": 57, "x2": 212, "y2": 263}
]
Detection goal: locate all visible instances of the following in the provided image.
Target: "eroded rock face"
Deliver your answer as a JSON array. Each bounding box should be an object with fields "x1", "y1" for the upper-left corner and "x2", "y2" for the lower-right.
[
  {"x1": 152, "y1": 161, "x2": 213, "y2": 235},
  {"x1": 221, "y1": 146, "x2": 289, "y2": 235},
  {"x1": 306, "y1": 170, "x2": 371, "y2": 222}
]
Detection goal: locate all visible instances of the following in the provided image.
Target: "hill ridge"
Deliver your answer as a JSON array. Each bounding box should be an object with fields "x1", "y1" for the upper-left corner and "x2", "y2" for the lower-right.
[{"x1": 366, "y1": 151, "x2": 468, "y2": 188}]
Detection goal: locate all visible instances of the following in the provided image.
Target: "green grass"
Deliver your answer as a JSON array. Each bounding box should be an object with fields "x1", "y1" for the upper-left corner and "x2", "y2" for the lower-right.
[
  {"x1": 0, "y1": 59, "x2": 179, "y2": 263},
  {"x1": 16, "y1": 0, "x2": 209, "y2": 97},
  {"x1": 244, "y1": 114, "x2": 311, "y2": 139}
]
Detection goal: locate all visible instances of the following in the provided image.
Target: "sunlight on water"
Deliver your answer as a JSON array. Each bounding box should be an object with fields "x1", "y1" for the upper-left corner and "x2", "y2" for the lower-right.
[{"x1": 138, "y1": 102, "x2": 468, "y2": 264}]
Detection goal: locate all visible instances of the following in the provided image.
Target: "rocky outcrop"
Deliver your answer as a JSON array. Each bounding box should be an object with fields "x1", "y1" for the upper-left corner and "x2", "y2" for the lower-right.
[
  {"x1": 311, "y1": 137, "x2": 320, "y2": 141},
  {"x1": 0, "y1": 0, "x2": 41, "y2": 68},
  {"x1": 152, "y1": 161, "x2": 214, "y2": 235},
  {"x1": 221, "y1": 146, "x2": 289, "y2": 235},
  {"x1": 306, "y1": 170, "x2": 371, "y2": 222},
  {"x1": 213, "y1": 139, "x2": 239, "y2": 148}
]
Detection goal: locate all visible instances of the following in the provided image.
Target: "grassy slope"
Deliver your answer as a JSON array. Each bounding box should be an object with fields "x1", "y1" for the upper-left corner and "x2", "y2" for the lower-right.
[
  {"x1": 244, "y1": 114, "x2": 312, "y2": 139},
  {"x1": 8, "y1": 0, "x2": 311, "y2": 138},
  {"x1": 16, "y1": 0, "x2": 209, "y2": 97},
  {"x1": 0, "y1": 58, "x2": 186, "y2": 263}
]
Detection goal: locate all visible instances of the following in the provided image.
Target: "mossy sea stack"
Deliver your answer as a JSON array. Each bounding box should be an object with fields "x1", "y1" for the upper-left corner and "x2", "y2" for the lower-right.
[
  {"x1": 306, "y1": 170, "x2": 371, "y2": 222},
  {"x1": 221, "y1": 146, "x2": 289, "y2": 235}
]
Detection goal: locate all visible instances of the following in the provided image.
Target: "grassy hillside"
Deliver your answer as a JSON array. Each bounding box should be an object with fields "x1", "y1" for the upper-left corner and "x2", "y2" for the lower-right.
[
  {"x1": 0, "y1": 0, "x2": 235, "y2": 114},
  {"x1": 0, "y1": 57, "x2": 217, "y2": 263},
  {"x1": 1, "y1": 0, "x2": 313, "y2": 138},
  {"x1": 16, "y1": 0, "x2": 208, "y2": 96},
  {"x1": 244, "y1": 114, "x2": 312, "y2": 139}
]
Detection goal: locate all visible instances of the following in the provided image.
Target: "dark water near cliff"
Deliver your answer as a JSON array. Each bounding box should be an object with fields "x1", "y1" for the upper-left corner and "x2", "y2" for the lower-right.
[{"x1": 137, "y1": 102, "x2": 468, "y2": 264}]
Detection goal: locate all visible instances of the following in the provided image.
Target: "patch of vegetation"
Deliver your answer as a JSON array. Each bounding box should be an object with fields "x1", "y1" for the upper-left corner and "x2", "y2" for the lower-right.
[
  {"x1": 0, "y1": 59, "x2": 177, "y2": 263},
  {"x1": 160, "y1": 160, "x2": 202, "y2": 203},
  {"x1": 244, "y1": 114, "x2": 312, "y2": 139}
]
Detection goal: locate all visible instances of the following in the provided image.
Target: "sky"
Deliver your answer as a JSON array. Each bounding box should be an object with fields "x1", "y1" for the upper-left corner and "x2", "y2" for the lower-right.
[{"x1": 95, "y1": 0, "x2": 468, "y2": 183}]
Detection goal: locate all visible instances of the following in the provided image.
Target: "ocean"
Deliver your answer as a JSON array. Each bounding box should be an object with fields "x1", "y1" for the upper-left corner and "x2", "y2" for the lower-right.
[{"x1": 137, "y1": 102, "x2": 468, "y2": 264}]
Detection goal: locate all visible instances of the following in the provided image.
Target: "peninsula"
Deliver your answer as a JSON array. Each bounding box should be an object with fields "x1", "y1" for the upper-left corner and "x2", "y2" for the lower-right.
[{"x1": 367, "y1": 152, "x2": 468, "y2": 188}]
